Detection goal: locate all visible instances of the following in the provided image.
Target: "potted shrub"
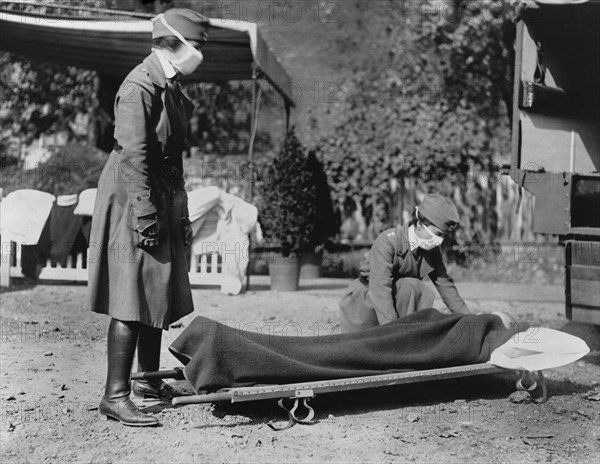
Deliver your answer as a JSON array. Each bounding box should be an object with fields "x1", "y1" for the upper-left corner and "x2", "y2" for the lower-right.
[{"x1": 257, "y1": 129, "x2": 317, "y2": 291}]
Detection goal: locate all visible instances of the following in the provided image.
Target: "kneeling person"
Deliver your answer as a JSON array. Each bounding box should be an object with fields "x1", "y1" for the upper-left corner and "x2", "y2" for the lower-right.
[{"x1": 340, "y1": 194, "x2": 470, "y2": 333}]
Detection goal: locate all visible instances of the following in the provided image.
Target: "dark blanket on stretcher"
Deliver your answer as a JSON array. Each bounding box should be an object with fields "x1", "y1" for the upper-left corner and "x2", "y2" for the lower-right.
[{"x1": 169, "y1": 309, "x2": 528, "y2": 393}]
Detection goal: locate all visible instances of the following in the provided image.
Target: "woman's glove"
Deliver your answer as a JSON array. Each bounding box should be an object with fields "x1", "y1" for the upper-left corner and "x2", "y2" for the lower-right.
[
  {"x1": 137, "y1": 214, "x2": 160, "y2": 248},
  {"x1": 181, "y1": 217, "x2": 193, "y2": 248}
]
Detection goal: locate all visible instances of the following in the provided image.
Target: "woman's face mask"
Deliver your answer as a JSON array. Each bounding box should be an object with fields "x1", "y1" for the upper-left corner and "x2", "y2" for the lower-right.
[
  {"x1": 170, "y1": 45, "x2": 203, "y2": 75},
  {"x1": 154, "y1": 14, "x2": 205, "y2": 75}
]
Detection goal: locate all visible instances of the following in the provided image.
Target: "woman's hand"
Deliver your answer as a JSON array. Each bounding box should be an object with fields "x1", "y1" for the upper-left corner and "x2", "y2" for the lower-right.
[{"x1": 137, "y1": 214, "x2": 160, "y2": 248}]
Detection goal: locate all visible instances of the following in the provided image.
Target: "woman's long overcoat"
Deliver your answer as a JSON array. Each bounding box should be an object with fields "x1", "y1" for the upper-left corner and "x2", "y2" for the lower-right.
[{"x1": 89, "y1": 52, "x2": 195, "y2": 329}]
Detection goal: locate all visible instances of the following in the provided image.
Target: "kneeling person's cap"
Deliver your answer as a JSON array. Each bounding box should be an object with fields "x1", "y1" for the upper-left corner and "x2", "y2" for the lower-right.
[
  {"x1": 152, "y1": 8, "x2": 209, "y2": 42},
  {"x1": 418, "y1": 194, "x2": 460, "y2": 233}
]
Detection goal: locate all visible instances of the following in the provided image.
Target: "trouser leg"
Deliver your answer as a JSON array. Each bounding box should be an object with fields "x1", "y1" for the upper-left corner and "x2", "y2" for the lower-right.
[{"x1": 394, "y1": 277, "x2": 435, "y2": 319}]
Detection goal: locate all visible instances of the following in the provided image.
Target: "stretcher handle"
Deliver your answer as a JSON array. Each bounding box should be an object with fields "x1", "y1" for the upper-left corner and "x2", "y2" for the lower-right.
[
  {"x1": 172, "y1": 392, "x2": 233, "y2": 405},
  {"x1": 131, "y1": 367, "x2": 185, "y2": 381}
]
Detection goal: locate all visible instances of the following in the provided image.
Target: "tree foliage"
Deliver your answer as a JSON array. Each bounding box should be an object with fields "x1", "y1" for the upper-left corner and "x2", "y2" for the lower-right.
[
  {"x1": 319, "y1": 0, "x2": 519, "y2": 244},
  {"x1": 1, "y1": 143, "x2": 108, "y2": 196},
  {"x1": 183, "y1": 81, "x2": 272, "y2": 155},
  {"x1": 0, "y1": 54, "x2": 99, "y2": 155}
]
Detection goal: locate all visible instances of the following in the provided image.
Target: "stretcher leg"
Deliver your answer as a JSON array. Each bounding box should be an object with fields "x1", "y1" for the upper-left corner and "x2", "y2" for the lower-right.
[
  {"x1": 516, "y1": 370, "x2": 548, "y2": 403},
  {"x1": 267, "y1": 398, "x2": 316, "y2": 431},
  {"x1": 534, "y1": 370, "x2": 548, "y2": 403},
  {"x1": 131, "y1": 367, "x2": 185, "y2": 381},
  {"x1": 172, "y1": 391, "x2": 233, "y2": 404}
]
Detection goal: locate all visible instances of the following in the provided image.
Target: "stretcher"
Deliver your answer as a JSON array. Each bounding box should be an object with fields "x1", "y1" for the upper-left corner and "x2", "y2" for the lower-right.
[
  {"x1": 131, "y1": 321, "x2": 589, "y2": 429},
  {"x1": 131, "y1": 363, "x2": 548, "y2": 429}
]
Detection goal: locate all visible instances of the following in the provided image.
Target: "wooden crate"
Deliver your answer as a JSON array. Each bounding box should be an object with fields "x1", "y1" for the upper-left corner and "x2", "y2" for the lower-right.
[{"x1": 566, "y1": 240, "x2": 600, "y2": 325}]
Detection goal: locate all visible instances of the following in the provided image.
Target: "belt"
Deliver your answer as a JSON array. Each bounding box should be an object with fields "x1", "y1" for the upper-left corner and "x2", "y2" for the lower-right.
[{"x1": 113, "y1": 142, "x2": 180, "y2": 179}]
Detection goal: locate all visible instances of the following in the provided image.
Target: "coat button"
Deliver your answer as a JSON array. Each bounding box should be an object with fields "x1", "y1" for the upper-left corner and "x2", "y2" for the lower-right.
[{"x1": 136, "y1": 197, "x2": 142, "y2": 201}]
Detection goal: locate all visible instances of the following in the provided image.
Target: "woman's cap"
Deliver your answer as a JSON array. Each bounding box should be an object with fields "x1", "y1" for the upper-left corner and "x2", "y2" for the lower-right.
[{"x1": 152, "y1": 8, "x2": 209, "y2": 42}]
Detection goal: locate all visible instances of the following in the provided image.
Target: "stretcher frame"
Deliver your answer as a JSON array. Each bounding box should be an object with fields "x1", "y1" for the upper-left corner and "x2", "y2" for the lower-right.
[{"x1": 132, "y1": 364, "x2": 547, "y2": 429}]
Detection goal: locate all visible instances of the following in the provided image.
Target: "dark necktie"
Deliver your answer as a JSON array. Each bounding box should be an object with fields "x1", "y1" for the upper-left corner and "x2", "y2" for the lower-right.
[
  {"x1": 167, "y1": 79, "x2": 182, "y2": 104},
  {"x1": 412, "y1": 247, "x2": 423, "y2": 263}
]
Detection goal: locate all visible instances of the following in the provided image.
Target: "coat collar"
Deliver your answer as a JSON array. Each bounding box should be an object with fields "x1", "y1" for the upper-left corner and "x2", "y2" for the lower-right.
[
  {"x1": 141, "y1": 52, "x2": 168, "y2": 88},
  {"x1": 395, "y1": 224, "x2": 412, "y2": 257}
]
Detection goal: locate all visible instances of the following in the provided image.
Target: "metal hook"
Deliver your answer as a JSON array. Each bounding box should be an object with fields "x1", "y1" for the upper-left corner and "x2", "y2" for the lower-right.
[
  {"x1": 531, "y1": 370, "x2": 548, "y2": 404},
  {"x1": 516, "y1": 370, "x2": 548, "y2": 404},
  {"x1": 267, "y1": 398, "x2": 316, "y2": 431}
]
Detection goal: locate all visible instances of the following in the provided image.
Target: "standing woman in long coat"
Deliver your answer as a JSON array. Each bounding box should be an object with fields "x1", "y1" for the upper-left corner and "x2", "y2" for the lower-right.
[{"x1": 88, "y1": 9, "x2": 209, "y2": 427}]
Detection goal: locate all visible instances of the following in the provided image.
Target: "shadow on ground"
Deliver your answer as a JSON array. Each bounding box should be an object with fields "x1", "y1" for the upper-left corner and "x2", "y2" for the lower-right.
[
  {"x1": 247, "y1": 283, "x2": 349, "y2": 292},
  {"x1": 0, "y1": 280, "x2": 38, "y2": 294}
]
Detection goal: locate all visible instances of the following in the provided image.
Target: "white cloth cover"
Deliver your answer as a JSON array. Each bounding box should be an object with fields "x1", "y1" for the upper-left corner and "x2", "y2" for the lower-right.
[
  {"x1": 0, "y1": 189, "x2": 56, "y2": 244},
  {"x1": 73, "y1": 188, "x2": 97, "y2": 216},
  {"x1": 188, "y1": 187, "x2": 258, "y2": 295},
  {"x1": 490, "y1": 327, "x2": 590, "y2": 371},
  {"x1": 56, "y1": 194, "x2": 79, "y2": 207},
  {"x1": 220, "y1": 191, "x2": 259, "y2": 236},
  {"x1": 187, "y1": 186, "x2": 221, "y2": 225}
]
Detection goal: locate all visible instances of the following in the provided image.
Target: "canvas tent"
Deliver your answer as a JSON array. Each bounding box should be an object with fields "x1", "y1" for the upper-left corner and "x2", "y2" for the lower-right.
[
  {"x1": 0, "y1": 1, "x2": 294, "y2": 104},
  {"x1": 0, "y1": 0, "x2": 294, "y2": 172}
]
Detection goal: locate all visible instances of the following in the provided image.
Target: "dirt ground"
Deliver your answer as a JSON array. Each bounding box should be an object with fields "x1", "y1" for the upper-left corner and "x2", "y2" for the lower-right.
[{"x1": 1, "y1": 278, "x2": 599, "y2": 464}]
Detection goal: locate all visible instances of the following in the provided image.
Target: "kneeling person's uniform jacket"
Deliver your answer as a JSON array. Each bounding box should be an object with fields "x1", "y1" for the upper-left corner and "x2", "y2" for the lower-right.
[{"x1": 340, "y1": 224, "x2": 469, "y2": 332}]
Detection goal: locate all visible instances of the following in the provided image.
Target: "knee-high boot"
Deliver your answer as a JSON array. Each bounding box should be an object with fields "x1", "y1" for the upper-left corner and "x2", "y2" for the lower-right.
[
  {"x1": 137, "y1": 324, "x2": 162, "y2": 373},
  {"x1": 132, "y1": 324, "x2": 176, "y2": 400},
  {"x1": 99, "y1": 318, "x2": 159, "y2": 426}
]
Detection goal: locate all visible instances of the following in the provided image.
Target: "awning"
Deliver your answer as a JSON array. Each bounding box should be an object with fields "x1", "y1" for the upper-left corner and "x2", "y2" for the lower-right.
[{"x1": 0, "y1": 1, "x2": 295, "y2": 105}]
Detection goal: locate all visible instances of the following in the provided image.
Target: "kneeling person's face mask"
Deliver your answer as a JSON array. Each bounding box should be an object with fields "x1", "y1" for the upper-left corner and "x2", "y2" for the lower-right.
[
  {"x1": 154, "y1": 14, "x2": 204, "y2": 75},
  {"x1": 413, "y1": 207, "x2": 445, "y2": 250},
  {"x1": 417, "y1": 223, "x2": 444, "y2": 250}
]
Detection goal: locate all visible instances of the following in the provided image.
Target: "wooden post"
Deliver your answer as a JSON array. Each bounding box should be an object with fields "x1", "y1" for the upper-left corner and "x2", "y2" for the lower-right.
[
  {"x1": 285, "y1": 101, "x2": 291, "y2": 132},
  {"x1": 1, "y1": 242, "x2": 14, "y2": 288},
  {"x1": 248, "y1": 66, "x2": 262, "y2": 205},
  {"x1": 246, "y1": 66, "x2": 263, "y2": 291}
]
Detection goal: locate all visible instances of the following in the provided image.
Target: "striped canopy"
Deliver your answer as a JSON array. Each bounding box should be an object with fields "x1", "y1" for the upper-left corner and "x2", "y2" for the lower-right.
[{"x1": 0, "y1": 1, "x2": 294, "y2": 105}]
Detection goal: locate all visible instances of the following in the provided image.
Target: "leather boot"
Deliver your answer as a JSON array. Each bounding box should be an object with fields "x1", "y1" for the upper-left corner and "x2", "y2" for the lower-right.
[
  {"x1": 99, "y1": 318, "x2": 160, "y2": 427},
  {"x1": 132, "y1": 325, "x2": 176, "y2": 401}
]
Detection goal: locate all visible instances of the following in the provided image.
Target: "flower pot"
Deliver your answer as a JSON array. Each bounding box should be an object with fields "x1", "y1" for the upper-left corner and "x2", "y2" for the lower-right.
[
  {"x1": 300, "y1": 250, "x2": 322, "y2": 279},
  {"x1": 268, "y1": 253, "x2": 300, "y2": 291}
]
